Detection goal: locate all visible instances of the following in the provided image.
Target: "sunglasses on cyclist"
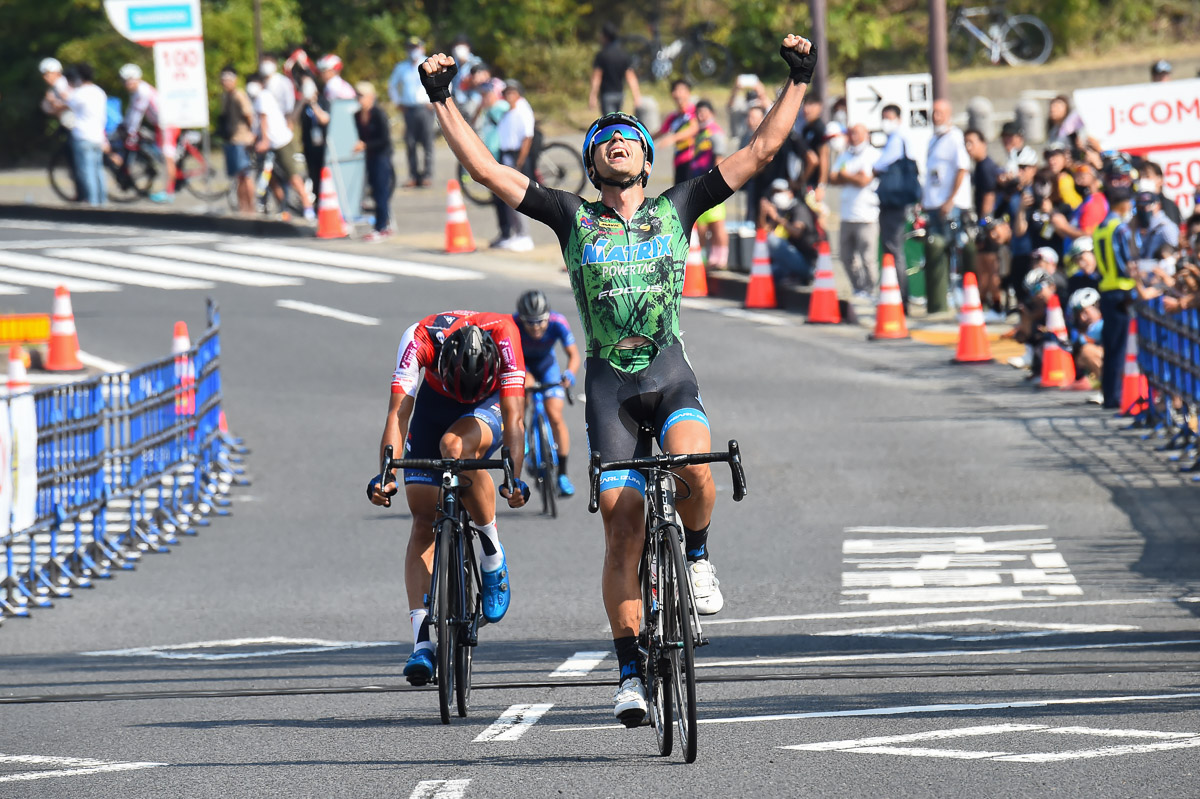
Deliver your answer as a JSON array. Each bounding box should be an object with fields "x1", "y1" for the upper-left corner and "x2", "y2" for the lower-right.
[
  {"x1": 520, "y1": 314, "x2": 550, "y2": 326},
  {"x1": 592, "y1": 124, "x2": 646, "y2": 149}
]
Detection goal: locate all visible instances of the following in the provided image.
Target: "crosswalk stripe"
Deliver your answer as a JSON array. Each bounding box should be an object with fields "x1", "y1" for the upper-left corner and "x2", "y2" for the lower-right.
[
  {"x1": 220, "y1": 243, "x2": 484, "y2": 281},
  {"x1": 50, "y1": 248, "x2": 302, "y2": 288},
  {"x1": 0, "y1": 264, "x2": 117, "y2": 293},
  {"x1": 0, "y1": 251, "x2": 211, "y2": 291},
  {"x1": 144, "y1": 246, "x2": 391, "y2": 284},
  {"x1": 0, "y1": 283, "x2": 28, "y2": 295}
]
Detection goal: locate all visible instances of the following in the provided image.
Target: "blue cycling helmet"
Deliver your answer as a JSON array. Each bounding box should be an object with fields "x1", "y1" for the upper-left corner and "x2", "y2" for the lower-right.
[{"x1": 582, "y1": 112, "x2": 655, "y2": 190}]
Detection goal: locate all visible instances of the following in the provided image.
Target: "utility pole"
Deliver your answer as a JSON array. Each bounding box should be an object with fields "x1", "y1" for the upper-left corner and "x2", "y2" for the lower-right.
[
  {"x1": 929, "y1": 0, "x2": 949, "y2": 101},
  {"x1": 254, "y1": 0, "x2": 263, "y2": 65},
  {"x1": 810, "y1": 0, "x2": 828, "y2": 115}
]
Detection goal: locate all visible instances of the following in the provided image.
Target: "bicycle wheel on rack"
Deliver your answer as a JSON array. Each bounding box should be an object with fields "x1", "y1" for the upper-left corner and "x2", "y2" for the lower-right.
[
  {"x1": 537, "y1": 419, "x2": 557, "y2": 518},
  {"x1": 455, "y1": 520, "x2": 477, "y2": 718},
  {"x1": 537, "y1": 142, "x2": 587, "y2": 196},
  {"x1": 682, "y1": 40, "x2": 732, "y2": 85},
  {"x1": 47, "y1": 145, "x2": 79, "y2": 203},
  {"x1": 434, "y1": 519, "x2": 459, "y2": 725},
  {"x1": 643, "y1": 536, "x2": 673, "y2": 756},
  {"x1": 1000, "y1": 15, "x2": 1052, "y2": 66},
  {"x1": 664, "y1": 521, "x2": 698, "y2": 762},
  {"x1": 456, "y1": 162, "x2": 494, "y2": 206},
  {"x1": 620, "y1": 35, "x2": 656, "y2": 81}
]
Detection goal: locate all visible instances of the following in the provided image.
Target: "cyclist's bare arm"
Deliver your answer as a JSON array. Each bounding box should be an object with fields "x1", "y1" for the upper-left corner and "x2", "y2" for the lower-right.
[
  {"x1": 626, "y1": 69, "x2": 642, "y2": 107},
  {"x1": 718, "y1": 34, "x2": 813, "y2": 192},
  {"x1": 563, "y1": 343, "x2": 582, "y2": 380},
  {"x1": 371, "y1": 391, "x2": 414, "y2": 505},
  {"x1": 497, "y1": 395, "x2": 527, "y2": 507},
  {"x1": 423, "y1": 54, "x2": 529, "y2": 209}
]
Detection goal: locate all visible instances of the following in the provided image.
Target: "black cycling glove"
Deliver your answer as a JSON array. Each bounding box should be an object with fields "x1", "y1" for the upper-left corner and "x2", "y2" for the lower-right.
[
  {"x1": 780, "y1": 42, "x2": 818, "y2": 86},
  {"x1": 420, "y1": 61, "x2": 458, "y2": 103}
]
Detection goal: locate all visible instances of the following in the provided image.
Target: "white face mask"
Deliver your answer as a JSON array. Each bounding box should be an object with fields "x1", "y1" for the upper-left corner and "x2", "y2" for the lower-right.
[
  {"x1": 1121, "y1": 209, "x2": 1134, "y2": 223},
  {"x1": 246, "y1": 82, "x2": 262, "y2": 99},
  {"x1": 849, "y1": 141, "x2": 866, "y2": 154},
  {"x1": 259, "y1": 61, "x2": 277, "y2": 77},
  {"x1": 772, "y1": 192, "x2": 794, "y2": 209},
  {"x1": 935, "y1": 123, "x2": 952, "y2": 135},
  {"x1": 833, "y1": 110, "x2": 847, "y2": 126},
  {"x1": 411, "y1": 49, "x2": 425, "y2": 62},
  {"x1": 301, "y1": 77, "x2": 317, "y2": 101},
  {"x1": 881, "y1": 118, "x2": 899, "y2": 135},
  {"x1": 453, "y1": 44, "x2": 470, "y2": 63}
]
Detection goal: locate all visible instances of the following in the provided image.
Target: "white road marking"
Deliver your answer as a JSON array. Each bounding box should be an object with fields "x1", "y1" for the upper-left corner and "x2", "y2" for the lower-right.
[
  {"x1": 845, "y1": 525, "x2": 1049, "y2": 534},
  {"x1": 551, "y1": 690, "x2": 1200, "y2": 733},
  {"x1": 0, "y1": 220, "x2": 206, "y2": 236},
  {"x1": 0, "y1": 754, "x2": 167, "y2": 783},
  {"x1": 0, "y1": 235, "x2": 214, "y2": 250},
  {"x1": 76, "y1": 351, "x2": 127, "y2": 373},
  {"x1": 409, "y1": 779, "x2": 471, "y2": 799},
  {"x1": 844, "y1": 537, "x2": 1057, "y2": 554},
  {"x1": 702, "y1": 597, "x2": 1200, "y2": 626},
  {"x1": 682, "y1": 297, "x2": 788, "y2": 326},
  {"x1": 141, "y1": 245, "x2": 391, "y2": 284},
  {"x1": 0, "y1": 265, "x2": 117, "y2": 293},
  {"x1": 848, "y1": 586, "x2": 1085, "y2": 604},
  {"x1": 53, "y1": 248, "x2": 301, "y2": 287},
  {"x1": 221, "y1": 242, "x2": 484, "y2": 281},
  {"x1": 0, "y1": 283, "x2": 27, "y2": 294},
  {"x1": 697, "y1": 638, "x2": 1200, "y2": 668},
  {"x1": 276, "y1": 300, "x2": 380, "y2": 326},
  {"x1": 813, "y1": 619, "x2": 1139, "y2": 642},
  {"x1": 550, "y1": 651, "x2": 608, "y2": 677},
  {"x1": 787, "y1": 724, "x2": 1045, "y2": 751},
  {"x1": 0, "y1": 251, "x2": 211, "y2": 290},
  {"x1": 82, "y1": 636, "x2": 399, "y2": 660},
  {"x1": 473, "y1": 703, "x2": 554, "y2": 742}
]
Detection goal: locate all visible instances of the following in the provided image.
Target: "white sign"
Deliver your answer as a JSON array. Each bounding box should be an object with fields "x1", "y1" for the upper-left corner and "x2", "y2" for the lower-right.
[
  {"x1": 9, "y1": 392, "x2": 37, "y2": 532},
  {"x1": 153, "y1": 39, "x2": 209, "y2": 129},
  {"x1": 1075, "y1": 79, "x2": 1200, "y2": 217},
  {"x1": 847, "y1": 72, "x2": 933, "y2": 171},
  {"x1": 104, "y1": 0, "x2": 202, "y2": 44}
]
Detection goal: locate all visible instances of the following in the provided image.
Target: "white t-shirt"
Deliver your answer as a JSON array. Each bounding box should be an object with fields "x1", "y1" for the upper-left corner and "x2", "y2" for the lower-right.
[
  {"x1": 253, "y1": 90, "x2": 293, "y2": 150},
  {"x1": 497, "y1": 97, "x2": 535, "y2": 153},
  {"x1": 266, "y1": 73, "x2": 295, "y2": 118},
  {"x1": 833, "y1": 144, "x2": 881, "y2": 223},
  {"x1": 125, "y1": 81, "x2": 160, "y2": 131},
  {"x1": 324, "y1": 76, "x2": 357, "y2": 102},
  {"x1": 68, "y1": 83, "x2": 108, "y2": 145},
  {"x1": 924, "y1": 127, "x2": 972, "y2": 210}
]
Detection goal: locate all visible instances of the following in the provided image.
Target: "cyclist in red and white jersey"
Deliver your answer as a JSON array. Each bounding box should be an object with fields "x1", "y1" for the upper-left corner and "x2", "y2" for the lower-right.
[
  {"x1": 367, "y1": 311, "x2": 530, "y2": 685},
  {"x1": 119, "y1": 63, "x2": 178, "y2": 203}
]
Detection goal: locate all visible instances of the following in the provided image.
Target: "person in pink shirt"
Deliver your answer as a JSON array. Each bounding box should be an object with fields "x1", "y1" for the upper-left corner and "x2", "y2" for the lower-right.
[{"x1": 656, "y1": 79, "x2": 698, "y2": 185}]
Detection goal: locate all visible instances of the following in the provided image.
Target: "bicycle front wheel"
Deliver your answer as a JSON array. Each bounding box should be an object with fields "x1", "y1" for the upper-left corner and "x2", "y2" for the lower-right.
[
  {"x1": 47, "y1": 145, "x2": 79, "y2": 203},
  {"x1": 643, "y1": 536, "x2": 673, "y2": 756},
  {"x1": 434, "y1": 519, "x2": 459, "y2": 724},
  {"x1": 177, "y1": 147, "x2": 229, "y2": 201},
  {"x1": 456, "y1": 162, "x2": 494, "y2": 206},
  {"x1": 537, "y1": 418, "x2": 557, "y2": 518},
  {"x1": 537, "y1": 142, "x2": 587, "y2": 196},
  {"x1": 455, "y1": 519, "x2": 477, "y2": 718},
  {"x1": 1000, "y1": 15, "x2": 1052, "y2": 66},
  {"x1": 665, "y1": 524, "x2": 698, "y2": 762}
]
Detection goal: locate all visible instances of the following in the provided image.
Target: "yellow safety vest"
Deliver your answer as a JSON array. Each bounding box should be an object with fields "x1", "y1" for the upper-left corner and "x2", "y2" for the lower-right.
[{"x1": 1093, "y1": 217, "x2": 1136, "y2": 293}]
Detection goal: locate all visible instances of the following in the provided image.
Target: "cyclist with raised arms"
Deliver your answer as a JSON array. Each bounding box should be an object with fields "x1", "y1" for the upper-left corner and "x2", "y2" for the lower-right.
[
  {"x1": 514, "y1": 289, "x2": 583, "y2": 497},
  {"x1": 366, "y1": 312, "x2": 530, "y2": 685},
  {"x1": 421, "y1": 33, "x2": 817, "y2": 725}
]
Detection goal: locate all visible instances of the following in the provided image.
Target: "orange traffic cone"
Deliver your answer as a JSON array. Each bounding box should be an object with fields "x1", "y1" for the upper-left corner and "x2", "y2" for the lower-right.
[
  {"x1": 745, "y1": 227, "x2": 777, "y2": 309},
  {"x1": 7, "y1": 345, "x2": 30, "y2": 393},
  {"x1": 444, "y1": 179, "x2": 476, "y2": 254},
  {"x1": 953, "y1": 272, "x2": 992, "y2": 363},
  {"x1": 316, "y1": 166, "x2": 349, "y2": 239},
  {"x1": 1040, "y1": 294, "x2": 1076, "y2": 388},
  {"x1": 807, "y1": 240, "x2": 841, "y2": 324},
  {"x1": 1121, "y1": 316, "x2": 1150, "y2": 414},
  {"x1": 683, "y1": 228, "x2": 708, "y2": 297},
  {"x1": 870, "y1": 253, "x2": 909, "y2": 340},
  {"x1": 173, "y1": 321, "x2": 195, "y2": 417},
  {"x1": 45, "y1": 285, "x2": 84, "y2": 371}
]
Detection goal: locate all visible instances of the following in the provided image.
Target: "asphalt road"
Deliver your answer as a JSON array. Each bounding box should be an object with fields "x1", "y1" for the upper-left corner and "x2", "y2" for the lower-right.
[{"x1": 1, "y1": 220, "x2": 1199, "y2": 798}]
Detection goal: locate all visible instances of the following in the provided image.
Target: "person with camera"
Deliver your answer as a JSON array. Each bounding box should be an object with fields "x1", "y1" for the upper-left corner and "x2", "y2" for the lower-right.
[{"x1": 922, "y1": 99, "x2": 973, "y2": 313}]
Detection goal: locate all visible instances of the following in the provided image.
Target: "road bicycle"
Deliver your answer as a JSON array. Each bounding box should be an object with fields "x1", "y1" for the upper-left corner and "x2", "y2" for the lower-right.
[
  {"x1": 587, "y1": 437, "x2": 747, "y2": 762},
  {"x1": 226, "y1": 150, "x2": 310, "y2": 217},
  {"x1": 379, "y1": 444, "x2": 522, "y2": 724},
  {"x1": 621, "y1": 18, "x2": 733, "y2": 84},
  {"x1": 458, "y1": 138, "x2": 588, "y2": 206},
  {"x1": 169, "y1": 130, "x2": 230, "y2": 201},
  {"x1": 524, "y1": 382, "x2": 574, "y2": 518},
  {"x1": 47, "y1": 126, "x2": 156, "y2": 204},
  {"x1": 949, "y1": 4, "x2": 1052, "y2": 66}
]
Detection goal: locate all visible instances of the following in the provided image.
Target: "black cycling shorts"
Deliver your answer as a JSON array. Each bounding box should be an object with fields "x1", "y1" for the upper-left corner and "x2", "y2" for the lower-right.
[
  {"x1": 403, "y1": 382, "x2": 502, "y2": 486},
  {"x1": 584, "y1": 341, "x2": 708, "y2": 496}
]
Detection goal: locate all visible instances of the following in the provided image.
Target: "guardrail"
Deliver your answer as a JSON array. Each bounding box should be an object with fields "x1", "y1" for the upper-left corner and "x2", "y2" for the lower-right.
[
  {"x1": 0, "y1": 300, "x2": 249, "y2": 621},
  {"x1": 1133, "y1": 298, "x2": 1200, "y2": 478}
]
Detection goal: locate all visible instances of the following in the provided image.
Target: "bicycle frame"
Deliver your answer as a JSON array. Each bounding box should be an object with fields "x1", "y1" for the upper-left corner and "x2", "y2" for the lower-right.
[
  {"x1": 526, "y1": 389, "x2": 559, "y2": 475},
  {"x1": 952, "y1": 7, "x2": 1005, "y2": 63},
  {"x1": 428, "y1": 468, "x2": 481, "y2": 648}
]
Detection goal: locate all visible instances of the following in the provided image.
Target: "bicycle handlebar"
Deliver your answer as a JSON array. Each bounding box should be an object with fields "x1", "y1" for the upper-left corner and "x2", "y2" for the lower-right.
[
  {"x1": 525, "y1": 382, "x2": 575, "y2": 406},
  {"x1": 380, "y1": 444, "x2": 518, "y2": 497},
  {"x1": 587, "y1": 439, "x2": 747, "y2": 514}
]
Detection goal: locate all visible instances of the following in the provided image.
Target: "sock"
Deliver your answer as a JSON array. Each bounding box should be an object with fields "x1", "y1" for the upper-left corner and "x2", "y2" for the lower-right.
[
  {"x1": 474, "y1": 519, "x2": 504, "y2": 573},
  {"x1": 684, "y1": 523, "x2": 710, "y2": 562},
  {"x1": 557, "y1": 452, "x2": 568, "y2": 477},
  {"x1": 410, "y1": 609, "x2": 433, "y2": 653},
  {"x1": 614, "y1": 635, "x2": 641, "y2": 681}
]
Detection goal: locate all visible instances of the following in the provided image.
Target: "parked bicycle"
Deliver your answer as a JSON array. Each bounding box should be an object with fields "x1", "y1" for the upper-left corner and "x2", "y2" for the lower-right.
[
  {"x1": 949, "y1": 4, "x2": 1052, "y2": 66},
  {"x1": 621, "y1": 17, "x2": 733, "y2": 84},
  {"x1": 587, "y1": 437, "x2": 747, "y2": 763},
  {"x1": 170, "y1": 130, "x2": 229, "y2": 201},
  {"x1": 524, "y1": 382, "x2": 573, "y2": 518},
  {"x1": 457, "y1": 135, "x2": 587, "y2": 206},
  {"x1": 47, "y1": 126, "x2": 155, "y2": 204},
  {"x1": 379, "y1": 444, "x2": 522, "y2": 724},
  {"x1": 227, "y1": 150, "x2": 309, "y2": 217}
]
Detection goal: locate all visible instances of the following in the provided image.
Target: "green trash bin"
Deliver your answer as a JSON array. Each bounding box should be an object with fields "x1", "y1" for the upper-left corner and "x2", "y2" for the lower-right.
[{"x1": 877, "y1": 219, "x2": 926, "y2": 301}]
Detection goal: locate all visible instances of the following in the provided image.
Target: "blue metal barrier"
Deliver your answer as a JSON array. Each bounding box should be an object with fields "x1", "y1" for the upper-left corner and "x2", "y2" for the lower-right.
[
  {"x1": 1134, "y1": 298, "x2": 1200, "y2": 479},
  {"x1": 0, "y1": 300, "x2": 249, "y2": 621}
]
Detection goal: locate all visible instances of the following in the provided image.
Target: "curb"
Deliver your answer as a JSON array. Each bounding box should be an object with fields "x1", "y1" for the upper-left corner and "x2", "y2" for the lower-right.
[
  {"x1": 705, "y1": 271, "x2": 858, "y2": 325},
  {"x1": 0, "y1": 202, "x2": 306, "y2": 238}
]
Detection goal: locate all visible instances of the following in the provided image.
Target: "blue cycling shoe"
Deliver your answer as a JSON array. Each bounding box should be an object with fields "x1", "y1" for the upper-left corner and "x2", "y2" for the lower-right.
[
  {"x1": 557, "y1": 473, "x2": 575, "y2": 497},
  {"x1": 403, "y1": 648, "x2": 434, "y2": 686},
  {"x1": 480, "y1": 553, "x2": 511, "y2": 624}
]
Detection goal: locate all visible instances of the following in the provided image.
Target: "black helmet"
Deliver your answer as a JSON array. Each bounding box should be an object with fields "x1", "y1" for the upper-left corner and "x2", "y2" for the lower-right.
[
  {"x1": 516, "y1": 289, "x2": 549, "y2": 322},
  {"x1": 437, "y1": 324, "x2": 501, "y2": 403},
  {"x1": 1151, "y1": 59, "x2": 1172, "y2": 77}
]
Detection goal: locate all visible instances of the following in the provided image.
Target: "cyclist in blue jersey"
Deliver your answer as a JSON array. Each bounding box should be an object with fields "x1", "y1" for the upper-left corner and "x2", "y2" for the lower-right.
[{"x1": 515, "y1": 289, "x2": 582, "y2": 496}]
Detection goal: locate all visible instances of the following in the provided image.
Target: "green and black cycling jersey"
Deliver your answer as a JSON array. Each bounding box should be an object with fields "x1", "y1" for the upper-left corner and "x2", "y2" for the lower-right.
[{"x1": 518, "y1": 169, "x2": 734, "y2": 372}]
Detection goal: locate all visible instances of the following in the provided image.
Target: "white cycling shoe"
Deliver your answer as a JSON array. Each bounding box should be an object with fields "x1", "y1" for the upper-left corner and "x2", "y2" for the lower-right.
[
  {"x1": 689, "y1": 558, "x2": 724, "y2": 615},
  {"x1": 613, "y1": 676, "x2": 648, "y2": 728}
]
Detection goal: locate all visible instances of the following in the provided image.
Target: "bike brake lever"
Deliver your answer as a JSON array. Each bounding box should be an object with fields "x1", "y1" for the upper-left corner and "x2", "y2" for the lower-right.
[{"x1": 728, "y1": 439, "x2": 747, "y2": 502}]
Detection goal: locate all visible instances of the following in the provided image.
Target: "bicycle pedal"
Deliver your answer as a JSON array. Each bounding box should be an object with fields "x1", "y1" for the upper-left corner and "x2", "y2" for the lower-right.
[{"x1": 696, "y1": 635, "x2": 710, "y2": 647}]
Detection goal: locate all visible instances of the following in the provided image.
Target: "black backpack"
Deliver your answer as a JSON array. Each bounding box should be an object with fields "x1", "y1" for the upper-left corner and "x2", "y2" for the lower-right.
[{"x1": 876, "y1": 137, "x2": 921, "y2": 208}]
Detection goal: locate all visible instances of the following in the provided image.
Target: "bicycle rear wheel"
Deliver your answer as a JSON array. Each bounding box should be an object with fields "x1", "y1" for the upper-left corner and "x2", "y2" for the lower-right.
[
  {"x1": 177, "y1": 145, "x2": 229, "y2": 201},
  {"x1": 434, "y1": 519, "x2": 459, "y2": 724},
  {"x1": 455, "y1": 519, "x2": 477, "y2": 718},
  {"x1": 47, "y1": 145, "x2": 79, "y2": 203},
  {"x1": 537, "y1": 418, "x2": 557, "y2": 518},
  {"x1": 536, "y1": 142, "x2": 586, "y2": 196},
  {"x1": 456, "y1": 162, "x2": 494, "y2": 206},
  {"x1": 1000, "y1": 15, "x2": 1052, "y2": 65},
  {"x1": 682, "y1": 40, "x2": 732, "y2": 84},
  {"x1": 664, "y1": 522, "x2": 698, "y2": 762}
]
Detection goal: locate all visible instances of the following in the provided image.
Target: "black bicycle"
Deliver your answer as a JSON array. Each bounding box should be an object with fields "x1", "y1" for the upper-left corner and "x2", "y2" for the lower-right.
[
  {"x1": 379, "y1": 444, "x2": 520, "y2": 724},
  {"x1": 621, "y1": 19, "x2": 733, "y2": 84},
  {"x1": 524, "y1": 382, "x2": 573, "y2": 518},
  {"x1": 587, "y1": 438, "x2": 747, "y2": 763},
  {"x1": 47, "y1": 126, "x2": 157, "y2": 204}
]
